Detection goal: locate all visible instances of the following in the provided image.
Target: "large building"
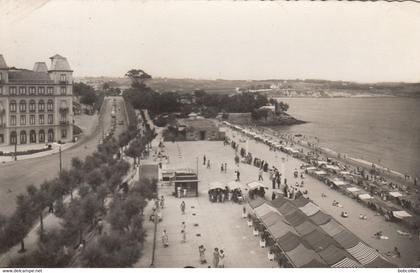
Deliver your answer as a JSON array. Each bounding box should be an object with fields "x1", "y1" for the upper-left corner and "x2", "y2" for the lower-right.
[{"x1": 0, "y1": 54, "x2": 74, "y2": 146}]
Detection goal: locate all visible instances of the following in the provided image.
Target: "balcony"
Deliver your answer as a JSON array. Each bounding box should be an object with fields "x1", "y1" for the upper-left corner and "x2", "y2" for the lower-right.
[
  {"x1": 59, "y1": 107, "x2": 69, "y2": 113},
  {"x1": 59, "y1": 80, "x2": 68, "y2": 85},
  {"x1": 60, "y1": 121, "x2": 70, "y2": 125}
]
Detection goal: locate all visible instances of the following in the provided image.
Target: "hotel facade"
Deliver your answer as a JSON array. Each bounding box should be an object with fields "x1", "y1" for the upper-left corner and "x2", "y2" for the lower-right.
[{"x1": 0, "y1": 54, "x2": 73, "y2": 146}]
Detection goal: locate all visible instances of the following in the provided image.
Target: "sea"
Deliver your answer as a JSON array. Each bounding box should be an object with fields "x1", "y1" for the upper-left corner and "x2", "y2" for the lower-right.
[{"x1": 269, "y1": 97, "x2": 420, "y2": 179}]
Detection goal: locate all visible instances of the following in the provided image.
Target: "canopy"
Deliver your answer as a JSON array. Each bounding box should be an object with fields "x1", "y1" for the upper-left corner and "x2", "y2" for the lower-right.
[
  {"x1": 254, "y1": 203, "x2": 275, "y2": 218},
  {"x1": 209, "y1": 182, "x2": 225, "y2": 190},
  {"x1": 303, "y1": 229, "x2": 338, "y2": 252},
  {"x1": 358, "y1": 193, "x2": 373, "y2": 200},
  {"x1": 278, "y1": 202, "x2": 297, "y2": 216},
  {"x1": 295, "y1": 221, "x2": 318, "y2": 236},
  {"x1": 333, "y1": 230, "x2": 359, "y2": 249},
  {"x1": 388, "y1": 191, "x2": 403, "y2": 198},
  {"x1": 346, "y1": 187, "x2": 361, "y2": 193},
  {"x1": 299, "y1": 202, "x2": 320, "y2": 216},
  {"x1": 320, "y1": 219, "x2": 345, "y2": 237},
  {"x1": 318, "y1": 245, "x2": 350, "y2": 266},
  {"x1": 248, "y1": 197, "x2": 265, "y2": 209},
  {"x1": 392, "y1": 210, "x2": 412, "y2": 219},
  {"x1": 261, "y1": 211, "x2": 283, "y2": 227},
  {"x1": 314, "y1": 171, "x2": 327, "y2": 175},
  {"x1": 306, "y1": 166, "x2": 317, "y2": 171},
  {"x1": 331, "y1": 178, "x2": 347, "y2": 186},
  {"x1": 301, "y1": 259, "x2": 326, "y2": 268},
  {"x1": 267, "y1": 219, "x2": 296, "y2": 239},
  {"x1": 310, "y1": 211, "x2": 332, "y2": 225},
  {"x1": 290, "y1": 197, "x2": 310, "y2": 208},
  {"x1": 276, "y1": 232, "x2": 305, "y2": 252},
  {"x1": 285, "y1": 210, "x2": 307, "y2": 226},
  {"x1": 365, "y1": 257, "x2": 396, "y2": 268},
  {"x1": 270, "y1": 196, "x2": 289, "y2": 208},
  {"x1": 332, "y1": 257, "x2": 362, "y2": 268},
  {"x1": 326, "y1": 164, "x2": 341, "y2": 171},
  {"x1": 247, "y1": 181, "x2": 266, "y2": 190},
  {"x1": 346, "y1": 242, "x2": 379, "y2": 265},
  {"x1": 286, "y1": 244, "x2": 322, "y2": 268}
]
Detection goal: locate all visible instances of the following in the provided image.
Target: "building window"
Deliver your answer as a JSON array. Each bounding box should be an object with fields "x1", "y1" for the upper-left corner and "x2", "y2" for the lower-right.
[
  {"x1": 29, "y1": 87, "x2": 36, "y2": 95},
  {"x1": 29, "y1": 100, "x2": 36, "y2": 112},
  {"x1": 60, "y1": 87, "x2": 66, "y2": 95},
  {"x1": 20, "y1": 115, "x2": 26, "y2": 125},
  {"x1": 47, "y1": 129, "x2": 54, "y2": 142},
  {"x1": 47, "y1": 99, "x2": 54, "y2": 111},
  {"x1": 47, "y1": 87, "x2": 53, "y2": 95},
  {"x1": 10, "y1": 100, "x2": 16, "y2": 112},
  {"x1": 0, "y1": 86, "x2": 2, "y2": 95},
  {"x1": 48, "y1": 114, "x2": 53, "y2": 124},
  {"x1": 38, "y1": 87, "x2": 45, "y2": 95},
  {"x1": 30, "y1": 130, "x2": 36, "y2": 143},
  {"x1": 19, "y1": 87, "x2": 26, "y2": 95},
  {"x1": 0, "y1": 73, "x2": 2, "y2": 82},
  {"x1": 39, "y1": 115, "x2": 44, "y2": 125},
  {"x1": 60, "y1": 74, "x2": 67, "y2": 83},
  {"x1": 19, "y1": 100, "x2": 27, "y2": 112},
  {"x1": 10, "y1": 131, "x2": 17, "y2": 144},
  {"x1": 20, "y1": 131, "x2": 27, "y2": 144},
  {"x1": 29, "y1": 115, "x2": 35, "y2": 125},
  {"x1": 60, "y1": 113, "x2": 67, "y2": 123},
  {"x1": 0, "y1": 134, "x2": 3, "y2": 144},
  {"x1": 61, "y1": 129, "x2": 67, "y2": 138},
  {"x1": 39, "y1": 100, "x2": 45, "y2": 112},
  {"x1": 39, "y1": 130, "x2": 45, "y2": 143},
  {"x1": 10, "y1": 115, "x2": 16, "y2": 126},
  {"x1": 10, "y1": 87, "x2": 17, "y2": 95}
]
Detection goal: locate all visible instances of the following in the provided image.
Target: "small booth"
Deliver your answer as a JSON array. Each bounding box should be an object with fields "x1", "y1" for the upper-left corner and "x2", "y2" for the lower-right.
[
  {"x1": 173, "y1": 171, "x2": 199, "y2": 198},
  {"x1": 247, "y1": 181, "x2": 267, "y2": 199},
  {"x1": 208, "y1": 182, "x2": 226, "y2": 202},
  {"x1": 227, "y1": 181, "x2": 245, "y2": 203}
]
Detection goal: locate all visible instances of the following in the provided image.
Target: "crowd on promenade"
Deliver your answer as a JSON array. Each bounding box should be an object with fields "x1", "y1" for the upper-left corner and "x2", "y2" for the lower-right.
[{"x1": 222, "y1": 121, "x2": 420, "y2": 234}]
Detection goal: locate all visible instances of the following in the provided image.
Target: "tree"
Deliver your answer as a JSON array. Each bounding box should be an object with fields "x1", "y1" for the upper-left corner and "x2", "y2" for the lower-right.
[
  {"x1": 86, "y1": 169, "x2": 105, "y2": 192},
  {"x1": 74, "y1": 83, "x2": 97, "y2": 106},
  {"x1": 125, "y1": 69, "x2": 152, "y2": 89},
  {"x1": 26, "y1": 185, "x2": 50, "y2": 239}
]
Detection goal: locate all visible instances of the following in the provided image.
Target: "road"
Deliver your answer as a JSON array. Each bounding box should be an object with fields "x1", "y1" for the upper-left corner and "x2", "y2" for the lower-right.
[{"x1": 0, "y1": 96, "x2": 128, "y2": 217}]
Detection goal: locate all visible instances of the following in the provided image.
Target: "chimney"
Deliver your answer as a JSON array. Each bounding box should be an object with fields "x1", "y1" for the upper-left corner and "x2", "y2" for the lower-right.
[{"x1": 33, "y1": 62, "x2": 48, "y2": 73}]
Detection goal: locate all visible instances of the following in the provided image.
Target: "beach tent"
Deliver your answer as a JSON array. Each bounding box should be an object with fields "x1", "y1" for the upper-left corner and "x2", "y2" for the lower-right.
[
  {"x1": 227, "y1": 181, "x2": 243, "y2": 190},
  {"x1": 261, "y1": 211, "x2": 283, "y2": 227},
  {"x1": 290, "y1": 197, "x2": 310, "y2": 208},
  {"x1": 305, "y1": 166, "x2": 317, "y2": 172},
  {"x1": 303, "y1": 229, "x2": 338, "y2": 252},
  {"x1": 247, "y1": 181, "x2": 266, "y2": 190},
  {"x1": 358, "y1": 193, "x2": 373, "y2": 200},
  {"x1": 392, "y1": 210, "x2": 412, "y2": 219},
  {"x1": 320, "y1": 219, "x2": 345, "y2": 237},
  {"x1": 318, "y1": 244, "x2": 353, "y2": 266},
  {"x1": 333, "y1": 230, "x2": 360, "y2": 249},
  {"x1": 299, "y1": 202, "x2": 320, "y2": 216},
  {"x1": 285, "y1": 243, "x2": 323, "y2": 268},
  {"x1": 346, "y1": 187, "x2": 361, "y2": 194},
  {"x1": 314, "y1": 171, "x2": 327, "y2": 176},
  {"x1": 332, "y1": 257, "x2": 362, "y2": 268},
  {"x1": 326, "y1": 164, "x2": 341, "y2": 171},
  {"x1": 277, "y1": 202, "x2": 297, "y2": 216},
  {"x1": 365, "y1": 256, "x2": 396, "y2": 268},
  {"x1": 295, "y1": 220, "x2": 318, "y2": 236},
  {"x1": 267, "y1": 219, "x2": 296, "y2": 239},
  {"x1": 310, "y1": 211, "x2": 332, "y2": 225},
  {"x1": 388, "y1": 191, "x2": 403, "y2": 198},
  {"x1": 346, "y1": 242, "x2": 379, "y2": 265},
  {"x1": 285, "y1": 210, "x2": 307, "y2": 226},
  {"x1": 301, "y1": 259, "x2": 326, "y2": 268},
  {"x1": 248, "y1": 197, "x2": 265, "y2": 209},
  {"x1": 254, "y1": 203, "x2": 275, "y2": 217},
  {"x1": 270, "y1": 196, "x2": 290, "y2": 208},
  {"x1": 209, "y1": 182, "x2": 225, "y2": 191},
  {"x1": 331, "y1": 178, "x2": 347, "y2": 186}
]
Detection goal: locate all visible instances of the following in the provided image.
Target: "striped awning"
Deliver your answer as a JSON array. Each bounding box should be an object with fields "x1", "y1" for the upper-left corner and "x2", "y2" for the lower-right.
[
  {"x1": 299, "y1": 202, "x2": 320, "y2": 216},
  {"x1": 332, "y1": 257, "x2": 362, "y2": 268},
  {"x1": 346, "y1": 242, "x2": 379, "y2": 265}
]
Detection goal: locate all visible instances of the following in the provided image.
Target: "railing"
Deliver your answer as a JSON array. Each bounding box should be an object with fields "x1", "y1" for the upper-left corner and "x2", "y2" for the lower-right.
[
  {"x1": 59, "y1": 80, "x2": 68, "y2": 84},
  {"x1": 60, "y1": 121, "x2": 69, "y2": 125}
]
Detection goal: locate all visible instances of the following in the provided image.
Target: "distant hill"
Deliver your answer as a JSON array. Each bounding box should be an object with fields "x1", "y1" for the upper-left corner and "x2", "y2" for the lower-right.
[{"x1": 75, "y1": 76, "x2": 420, "y2": 97}]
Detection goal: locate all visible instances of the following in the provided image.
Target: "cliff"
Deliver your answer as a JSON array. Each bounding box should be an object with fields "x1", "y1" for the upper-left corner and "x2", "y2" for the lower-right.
[{"x1": 225, "y1": 111, "x2": 305, "y2": 126}]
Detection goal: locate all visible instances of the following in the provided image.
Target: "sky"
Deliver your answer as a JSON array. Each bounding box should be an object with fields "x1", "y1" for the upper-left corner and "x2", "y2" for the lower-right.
[{"x1": 0, "y1": 0, "x2": 420, "y2": 83}]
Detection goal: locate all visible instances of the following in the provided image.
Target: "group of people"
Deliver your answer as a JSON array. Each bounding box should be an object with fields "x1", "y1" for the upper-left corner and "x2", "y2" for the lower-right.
[{"x1": 197, "y1": 246, "x2": 226, "y2": 267}]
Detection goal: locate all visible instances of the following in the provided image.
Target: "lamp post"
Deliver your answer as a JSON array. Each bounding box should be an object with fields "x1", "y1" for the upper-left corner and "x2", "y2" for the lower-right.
[
  {"x1": 14, "y1": 140, "x2": 17, "y2": 161},
  {"x1": 59, "y1": 145, "x2": 62, "y2": 174}
]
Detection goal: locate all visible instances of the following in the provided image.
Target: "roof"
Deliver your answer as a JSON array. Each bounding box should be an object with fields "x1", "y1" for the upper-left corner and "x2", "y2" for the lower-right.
[
  {"x1": 33, "y1": 62, "x2": 48, "y2": 73},
  {"x1": 248, "y1": 197, "x2": 265, "y2": 209},
  {"x1": 333, "y1": 230, "x2": 360, "y2": 249},
  {"x1": 320, "y1": 219, "x2": 345, "y2": 237},
  {"x1": 277, "y1": 232, "x2": 305, "y2": 252},
  {"x1": 303, "y1": 229, "x2": 338, "y2": 252},
  {"x1": 285, "y1": 210, "x2": 307, "y2": 226},
  {"x1": 7, "y1": 69, "x2": 53, "y2": 83},
  {"x1": 0, "y1": 54, "x2": 7, "y2": 69},
  {"x1": 277, "y1": 202, "x2": 297, "y2": 215},
  {"x1": 270, "y1": 196, "x2": 290, "y2": 208},
  {"x1": 318, "y1": 244, "x2": 351, "y2": 266},
  {"x1": 310, "y1": 211, "x2": 332, "y2": 225},
  {"x1": 300, "y1": 202, "x2": 320, "y2": 216},
  {"x1": 295, "y1": 220, "x2": 318, "y2": 236},
  {"x1": 346, "y1": 242, "x2": 379, "y2": 265},
  {"x1": 290, "y1": 197, "x2": 310, "y2": 208},
  {"x1": 209, "y1": 182, "x2": 225, "y2": 190},
  {"x1": 49, "y1": 54, "x2": 72, "y2": 71},
  {"x1": 267, "y1": 219, "x2": 296, "y2": 239},
  {"x1": 260, "y1": 211, "x2": 283, "y2": 227},
  {"x1": 254, "y1": 203, "x2": 275, "y2": 218},
  {"x1": 286, "y1": 243, "x2": 322, "y2": 268}
]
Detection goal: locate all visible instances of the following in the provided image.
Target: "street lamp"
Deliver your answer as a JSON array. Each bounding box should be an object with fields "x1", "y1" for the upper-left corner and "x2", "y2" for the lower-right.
[{"x1": 52, "y1": 142, "x2": 63, "y2": 173}]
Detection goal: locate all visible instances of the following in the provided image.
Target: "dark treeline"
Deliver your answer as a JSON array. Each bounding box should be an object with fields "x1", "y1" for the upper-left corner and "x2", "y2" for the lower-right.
[{"x1": 1, "y1": 110, "x2": 157, "y2": 267}]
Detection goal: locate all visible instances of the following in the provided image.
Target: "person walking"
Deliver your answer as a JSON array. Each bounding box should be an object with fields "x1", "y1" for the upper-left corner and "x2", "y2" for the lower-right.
[
  {"x1": 224, "y1": 163, "x2": 227, "y2": 173},
  {"x1": 162, "y1": 230, "x2": 169, "y2": 247},
  {"x1": 160, "y1": 195, "x2": 165, "y2": 209},
  {"x1": 221, "y1": 163, "x2": 224, "y2": 173},
  {"x1": 236, "y1": 170, "x2": 240, "y2": 181},
  {"x1": 213, "y1": 248, "x2": 219, "y2": 268},
  {"x1": 207, "y1": 160, "x2": 211, "y2": 169},
  {"x1": 218, "y1": 249, "x2": 225, "y2": 268},
  {"x1": 258, "y1": 169, "x2": 264, "y2": 181},
  {"x1": 199, "y1": 245, "x2": 207, "y2": 264},
  {"x1": 181, "y1": 229, "x2": 186, "y2": 243},
  {"x1": 276, "y1": 175, "x2": 281, "y2": 189},
  {"x1": 182, "y1": 221, "x2": 186, "y2": 231},
  {"x1": 272, "y1": 177, "x2": 276, "y2": 189},
  {"x1": 272, "y1": 191, "x2": 276, "y2": 200},
  {"x1": 181, "y1": 201, "x2": 186, "y2": 215},
  {"x1": 203, "y1": 155, "x2": 206, "y2": 165}
]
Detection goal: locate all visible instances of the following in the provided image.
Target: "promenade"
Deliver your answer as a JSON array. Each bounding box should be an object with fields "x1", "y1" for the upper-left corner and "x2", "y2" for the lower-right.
[{"x1": 144, "y1": 137, "x2": 419, "y2": 267}]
